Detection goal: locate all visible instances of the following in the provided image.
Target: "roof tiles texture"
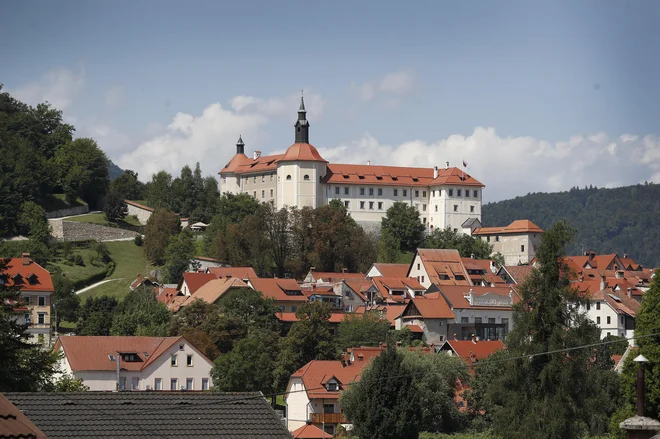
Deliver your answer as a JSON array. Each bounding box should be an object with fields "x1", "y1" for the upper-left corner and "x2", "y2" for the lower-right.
[
  {"x1": 207, "y1": 266, "x2": 258, "y2": 279},
  {"x1": 279, "y1": 142, "x2": 328, "y2": 162},
  {"x1": 0, "y1": 393, "x2": 48, "y2": 439},
  {"x1": 443, "y1": 340, "x2": 505, "y2": 365},
  {"x1": 323, "y1": 164, "x2": 484, "y2": 187},
  {"x1": 416, "y1": 249, "x2": 472, "y2": 287},
  {"x1": 439, "y1": 285, "x2": 519, "y2": 310},
  {"x1": 472, "y1": 219, "x2": 543, "y2": 236},
  {"x1": 184, "y1": 278, "x2": 249, "y2": 306},
  {"x1": 181, "y1": 272, "x2": 216, "y2": 295},
  {"x1": 370, "y1": 263, "x2": 410, "y2": 278},
  {"x1": 5, "y1": 392, "x2": 291, "y2": 439},
  {"x1": 249, "y1": 278, "x2": 306, "y2": 302},
  {"x1": 1, "y1": 257, "x2": 54, "y2": 292},
  {"x1": 292, "y1": 423, "x2": 332, "y2": 438}
]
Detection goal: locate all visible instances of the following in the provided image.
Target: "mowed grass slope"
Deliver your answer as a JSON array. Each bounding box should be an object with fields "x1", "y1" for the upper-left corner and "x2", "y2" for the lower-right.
[
  {"x1": 78, "y1": 241, "x2": 155, "y2": 301},
  {"x1": 48, "y1": 247, "x2": 108, "y2": 286}
]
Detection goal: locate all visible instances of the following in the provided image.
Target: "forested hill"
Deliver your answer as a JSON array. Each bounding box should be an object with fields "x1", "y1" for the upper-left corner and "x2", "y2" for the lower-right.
[{"x1": 482, "y1": 183, "x2": 660, "y2": 268}]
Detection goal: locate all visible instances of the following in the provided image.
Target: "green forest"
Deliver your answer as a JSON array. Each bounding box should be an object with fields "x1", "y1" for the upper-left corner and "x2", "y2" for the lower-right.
[{"x1": 482, "y1": 183, "x2": 660, "y2": 267}]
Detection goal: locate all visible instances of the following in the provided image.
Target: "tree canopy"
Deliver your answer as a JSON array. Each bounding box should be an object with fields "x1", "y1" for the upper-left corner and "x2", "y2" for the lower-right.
[
  {"x1": 381, "y1": 202, "x2": 426, "y2": 253},
  {"x1": 424, "y1": 227, "x2": 493, "y2": 260},
  {"x1": 144, "y1": 209, "x2": 181, "y2": 265}
]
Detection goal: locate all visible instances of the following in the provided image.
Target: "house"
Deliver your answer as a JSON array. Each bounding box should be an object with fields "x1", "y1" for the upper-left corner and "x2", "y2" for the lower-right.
[
  {"x1": 497, "y1": 265, "x2": 535, "y2": 285},
  {"x1": 302, "y1": 284, "x2": 342, "y2": 309},
  {"x1": 177, "y1": 272, "x2": 216, "y2": 297},
  {"x1": 394, "y1": 295, "x2": 455, "y2": 343},
  {"x1": 0, "y1": 393, "x2": 48, "y2": 439},
  {"x1": 129, "y1": 273, "x2": 159, "y2": 291},
  {"x1": 180, "y1": 277, "x2": 249, "y2": 308},
  {"x1": 124, "y1": 200, "x2": 154, "y2": 224},
  {"x1": 5, "y1": 391, "x2": 292, "y2": 439},
  {"x1": 303, "y1": 268, "x2": 365, "y2": 284},
  {"x1": 219, "y1": 98, "x2": 485, "y2": 233},
  {"x1": 356, "y1": 304, "x2": 408, "y2": 329},
  {"x1": 189, "y1": 221, "x2": 208, "y2": 231},
  {"x1": 365, "y1": 263, "x2": 409, "y2": 278},
  {"x1": 461, "y1": 258, "x2": 503, "y2": 286},
  {"x1": 206, "y1": 266, "x2": 258, "y2": 281},
  {"x1": 338, "y1": 278, "x2": 378, "y2": 312},
  {"x1": 248, "y1": 277, "x2": 308, "y2": 312},
  {"x1": 371, "y1": 277, "x2": 425, "y2": 304},
  {"x1": 191, "y1": 255, "x2": 226, "y2": 271},
  {"x1": 407, "y1": 248, "x2": 472, "y2": 289},
  {"x1": 439, "y1": 337, "x2": 505, "y2": 367},
  {"x1": 438, "y1": 285, "x2": 518, "y2": 341},
  {"x1": 1, "y1": 253, "x2": 54, "y2": 346},
  {"x1": 54, "y1": 335, "x2": 214, "y2": 391},
  {"x1": 471, "y1": 219, "x2": 543, "y2": 265}
]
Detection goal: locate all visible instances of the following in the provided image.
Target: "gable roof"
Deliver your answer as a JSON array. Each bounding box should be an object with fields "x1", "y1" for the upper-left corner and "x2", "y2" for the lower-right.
[
  {"x1": 440, "y1": 339, "x2": 505, "y2": 365},
  {"x1": 292, "y1": 423, "x2": 332, "y2": 438},
  {"x1": 0, "y1": 393, "x2": 48, "y2": 439},
  {"x1": 372, "y1": 277, "x2": 425, "y2": 303},
  {"x1": 248, "y1": 278, "x2": 306, "y2": 302},
  {"x1": 207, "y1": 266, "x2": 258, "y2": 279},
  {"x1": 343, "y1": 279, "x2": 377, "y2": 301},
  {"x1": 0, "y1": 257, "x2": 54, "y2": 292},
  {"x1": 5, "y1": 392, "x2": 291, "y2": 439},
  {"x1": 472, "y1": 219, "x2": 543, "y2": 236},
  {"x1": 414, "y1": 249, "x2": 472, "y2": 286},
  {"x1": 438, "y1": 285, "x2": 519, "y2": 310},
  {"x1": 182, "y1": 277, "x2": 248, "y2": 306},
  {"x1": 402, "y1": 295, "x2": 455, "y2": 319},
  {"x1": 180, "y1": 272, "x2": 216, "y2": 295},
  {"x1": 54, "y1": 336, "x2": 212, "y2": 372},
  {"x1": 323, "y1": 164, "x2": 484, "y2": 187},
  {"x1": 369, "y1": 263, "x2": 409, "y2": 278},
  {"x1": 276, "y1": 312, "x2": 348, "y2": 324},
  {"x1": 498, "y1": 265, "x2": 535, "y2": 285}
]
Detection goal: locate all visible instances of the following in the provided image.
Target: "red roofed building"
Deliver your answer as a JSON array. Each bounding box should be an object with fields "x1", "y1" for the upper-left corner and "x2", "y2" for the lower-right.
[
  {"x1": 366, "y1": 263, "x2": 410, "y2": 278},
  {"x1": 219, "y1": 98, "x2": 485, "y2": 233},
  {"x1": 439, "y1": 337, "x2": 505, "y2": 367},
  {"x1": 247, "y1": 278, "x2": 308, "y2": 312},
  {"x1": 472, "y1": 219, "x2": 543, "y2": 265},
  {"x1": 206, "y1": 266, "x2": 258, "y2": 281},
  {"x1": 177, "y1": 272, "x2": 216, "y2": 297},
  {"x1": 408, "y1": 248, "x2": 472, "y2": 289},
  {"x1": 292, "y1": 423, "x2": 333, "y2": 438},
  {"x1": 394, "y1": 294, "x2": 455, "y2": 343},
  {"x1": 1, "y1": 253, "x2": 54, "y2": 346},
  {"x1": 54, "y1": 335, "x2": 214, "y2": 392}
]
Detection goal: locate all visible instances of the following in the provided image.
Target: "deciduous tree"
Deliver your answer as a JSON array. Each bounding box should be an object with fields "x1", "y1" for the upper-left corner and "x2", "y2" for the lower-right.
[
  {"x1": 381, "y1": 202, "x2": 425, "y2": 253},
  {"x1": 110, "y1": 286, "x2": 171, "y2": 336},
  {"x1": 103, "y1": 187, "x2": 128, "y2": 223},
  {"x1": 54, "y1": 138, "x2": 110, "y2": 207},
  {"x1": 75, "y1": 295, "x2": 118, "y2": 336},
  {"x1": 162, "y1": 230, "x2": 197, "y2": 283},
  {"x1": 144, "y1": 208, "x2": 181, "y2": 265},
  {"x1": 424, "y1": 227, "x2": 493, "y2": 260},
  {"x1": 337, "y1": 313, "x2": 390, "y2": 349}
]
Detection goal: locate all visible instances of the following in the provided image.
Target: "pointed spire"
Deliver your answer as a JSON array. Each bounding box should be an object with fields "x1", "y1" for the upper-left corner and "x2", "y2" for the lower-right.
[
  {"x1": 236, "y1": 134, "x2": 245, "y2": 155},
  {"x1": 299, "y1": 90, "x2": 306, "y2": 113},
  {"x1": 295, "y1": 90, "x2": 310, "y2": 143}
]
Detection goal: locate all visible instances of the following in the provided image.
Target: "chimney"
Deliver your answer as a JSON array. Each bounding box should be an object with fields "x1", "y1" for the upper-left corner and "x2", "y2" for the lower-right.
[
  {"x1": 310, "y1": 267, "x2": 315, "y2": 272},
  {"x1": 624, "y1": 253, "x2": 629, "y2": 259},
  {"x1": 453, "y1": 333, "x2": 458, "y2": 341},
  {"x1": 471, "y1": 333, "x2": 477, "y2": 344},
  {"x1": 446, "y1": 161, "x2": 450, "y2": 169},
  {"x1": 433, "y1": 166, "x2": 438, "y2": 179},
  {"x1": 470, "y1": 253, "x2": 475, "y2": 259},
  {"x1": 253, "y1": 150, "x2": 262, "y2": 160},
  {"x1": 367, "y1": 160, "x2": 371, "y2": 166},
  {"x1": 616, "y1": 270, "x2": 624, "y2": 279},
  {"x1": 600, "y1": 275, "x2": 607, "y2": 291},
  {"x1": 21, "y1": 253, "x2": 30, "y2": 266},
  {"x1": 627, "y1": 287, "x2": 633, "y2": 298},
  {"x1": 342, "y1": 268, "x2": 348, "y2": 273}
]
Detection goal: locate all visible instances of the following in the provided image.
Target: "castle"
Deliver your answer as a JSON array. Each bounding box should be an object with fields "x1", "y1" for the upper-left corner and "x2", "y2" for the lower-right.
[{"x1": 219, "y1": 97, "x2": 485, "y2": 233}]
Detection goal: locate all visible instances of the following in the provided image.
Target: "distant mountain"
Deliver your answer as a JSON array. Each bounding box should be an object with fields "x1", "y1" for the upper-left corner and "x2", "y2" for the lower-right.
[
  {"x1": 482, "y1": 183, "x2": 660, "y2": 268},
  {"x1": 108, "y1": 161, "x2": 124, "y2": 180}
]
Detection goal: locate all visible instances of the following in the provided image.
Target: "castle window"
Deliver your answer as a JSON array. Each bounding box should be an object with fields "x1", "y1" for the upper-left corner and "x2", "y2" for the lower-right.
[
  {"x1": 253, "y1": 191, "x2": 256, "y2": 197},
  {"x1": 403, "y1": 190, "x2": 407, "y2": 197},
  {"x1": 394, "y1": 189, "x2": 398, "y2": 196},
  {"x1": 449, "y1": 189, "x2": 453, "y2": 196},
  {"x1": 270, "y1": 189, "x2": 273, "y2": 197},
  {"x1": 378, "y1": 188, "x2": 383, "y2": 196},
  {"x1": 360, "y1": 188, "x2": 365, "y2": 196},
  {"x1": 465, "y1": 190, "x2": 470, "y2": 197},
  {"x1": 261, "y1": 175, "x2": 265, "y2": 183},
  {"x1": 369, "y1": 202, "x2": 374, "y2": 210},
  {"x1": 453, "y1": 205, "x2": 458, "y2": 212},
  {"x1": 473, "y1": 190, "x2": 478, "y2": 197},
  {"x1": 369, "y1": 188, "x2": 374, "y2": 196},
  {"x1": 457, "y1": 189, "x2": 462, "y2": 197},
  {"x1": 423, "y1": 204, "x2": 427, "y2": 211},
  {"x1": 254, "y1": 176, "x2": 257, "y2": 183},
  {"x1": 415, "y1": 190, "x2": 419, "y2": 197},
  {"x1": 286, "y1": 175, "x2": 292, "y2": 181},
  {"x1": 335, "y1": 187, "x2": 340, "y2": 195},
  {"x1": 423, "y1": 191, "x2": 427, "y2": 197},
  {"x1": 360, "y1": 201, "x2": 365, "y2": 209},
  {"x1": 304, "y1": 174, "x2": 310, "y2": 181},
  {"x1": 344, "y1": 187, "x2": 349, "y2": 195},
  {"x1": 261, "y1": 190, "x2": 265, "y2": 199},
  {"x1": 378, "y1": 202, "x2": 383, "y2": 210},
  {"x1": 344, "y1": 201, "x2": 350, "y2": 208},
  {"x1": 435, "y1": 205, "x2": 438, "y2": 212},
  {"x1": 470, "y1": 206, "x2": 474, "y2": 213}
]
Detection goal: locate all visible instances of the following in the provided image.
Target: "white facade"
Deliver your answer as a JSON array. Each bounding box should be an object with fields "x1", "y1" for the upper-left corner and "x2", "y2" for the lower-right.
[
  {"x1": 478, "y1": 232, "x2": 542, "y2": 265},
  {"x1": 286, "y1": 377, "x2": 311, "y2": 432},
  {"x1": 408, "y1": 253, "x2": 432, "y2": 289},
  {"x1": 578, "y1": 300, "x2": 635, "y2": 345},
  {"x1": 57, "y1": 339, "x2": 214, "y2": 391}
]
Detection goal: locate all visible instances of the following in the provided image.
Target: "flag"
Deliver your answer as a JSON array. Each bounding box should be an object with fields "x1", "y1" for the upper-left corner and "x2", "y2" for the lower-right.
[{"x1": 463, "y1": 160, "x2": 468, "y2": 168}]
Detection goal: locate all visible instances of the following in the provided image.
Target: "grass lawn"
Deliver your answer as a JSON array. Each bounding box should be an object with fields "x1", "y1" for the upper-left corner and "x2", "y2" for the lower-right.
[
  {"x1": 65, "y1": 212, "x2": 143, "y2": 228},
  {"x1": 78, "y1": 241, "x2": 155, "y2": 302},
  {"x1": 48, "y1": 247, "x2": 108, "y2": 286}
]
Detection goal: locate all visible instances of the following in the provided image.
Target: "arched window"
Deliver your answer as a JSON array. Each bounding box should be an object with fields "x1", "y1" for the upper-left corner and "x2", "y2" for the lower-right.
[
  {"x1": 303, "y1": 174, "x2": 310, "y2": 181},
  {"x1": 286, "y1": 175, "x2": 292, "y2": 181}
]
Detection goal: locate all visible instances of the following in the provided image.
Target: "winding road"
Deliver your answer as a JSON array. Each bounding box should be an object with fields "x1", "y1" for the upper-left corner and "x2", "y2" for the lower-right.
[{"x1": 75, "y1": 278, "x2": 124, "y2": 295}]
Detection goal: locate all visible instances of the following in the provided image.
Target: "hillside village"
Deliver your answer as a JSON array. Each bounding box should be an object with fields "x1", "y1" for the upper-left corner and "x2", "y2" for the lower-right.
[{"x1": 2, "y1": 89, "x2": 660, "y2": 439}]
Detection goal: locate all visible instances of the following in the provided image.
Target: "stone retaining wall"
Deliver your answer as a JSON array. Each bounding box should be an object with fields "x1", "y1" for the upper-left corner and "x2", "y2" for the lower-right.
[
  {"x1": 49, "y1": 220, "x2": 140, "y2": 241},
  {"x1": 45, "y1": 205, "x2": 89, "y2": 219}
]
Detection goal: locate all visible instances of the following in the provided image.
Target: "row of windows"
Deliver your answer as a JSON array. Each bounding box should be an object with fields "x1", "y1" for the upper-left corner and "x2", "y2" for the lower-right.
[
  {"x1": 22, "y1": 295, "x2": 48, "y2": 306},
  {"x1": 24, "y1": 312, "x2": 47, "y2": 324},
  {"x1": 251, "y1": 189, "x2": 274, "y2": 199},
  {"x1": 120, "y1": 377, "x2": 210, "y2": 391},
  {"x1": 333, "y1": 187, "x2": 481, "y2": 198},
  {"x1": 243, "y1": 174, "x2": 276, "y2": 184},
  {"x1": 459, "y1": 317, "x2": 510, "y2": 326}
]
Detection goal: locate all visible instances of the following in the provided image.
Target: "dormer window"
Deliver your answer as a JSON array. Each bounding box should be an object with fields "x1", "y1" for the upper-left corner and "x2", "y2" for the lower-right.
[
  {"x1": 304, "y1": 174, "x2": 310, "y2": 181},
  {"x1": 327, "y1": 382, "x2": 338, "y2": 391}
]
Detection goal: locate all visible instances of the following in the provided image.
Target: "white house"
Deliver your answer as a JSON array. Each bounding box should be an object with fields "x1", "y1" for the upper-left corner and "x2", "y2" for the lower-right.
[
  {"x1": 219, "y1": 98, "x2": 485, "y2": 232},
  {"x1": 471, "y1": 220, "x2": 543, "y2": 265},
  {"x1": 54, "y1": 336, "x2": 214, "y2": 391}
]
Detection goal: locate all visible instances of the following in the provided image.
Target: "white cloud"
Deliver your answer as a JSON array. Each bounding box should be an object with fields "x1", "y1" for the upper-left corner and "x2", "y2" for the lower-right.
[
  {"x1": 231, "y1": 90, "x2": 325, "y2": 118},
  {"x1": 352, "y1": 69, "x2": 415, "y2": 102},
  {"x1": 9, "y1": 65, "x2": 85, "y2": 111},
  {"x1": 317, "y1": 128, "x2": 660, "y2": 202}
]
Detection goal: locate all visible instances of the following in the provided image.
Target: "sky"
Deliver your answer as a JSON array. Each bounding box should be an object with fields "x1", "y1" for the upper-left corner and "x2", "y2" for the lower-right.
[{"x1": 1, "y1": 0, "x2": 659, "y2": 203}]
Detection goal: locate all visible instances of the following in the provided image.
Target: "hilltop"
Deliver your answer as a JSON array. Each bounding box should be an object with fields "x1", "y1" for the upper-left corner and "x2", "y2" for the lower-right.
[{"x1": 482, "y1": 183, "x2": 660, "y2": 267}]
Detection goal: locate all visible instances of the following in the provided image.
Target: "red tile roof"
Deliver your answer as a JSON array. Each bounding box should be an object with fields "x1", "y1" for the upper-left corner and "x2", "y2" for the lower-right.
[
  {"x1": 248, "y1": 278, "x2": 307, "y2": 302},
  {"x1": 369, "y1": 263, "x2": 409, "y2": 278},
  {"x1": 292, "y1": 423, "x2": 332, "y2": 438},
  {"x1": 220, "y1": 152, "x2": 283, "y2": 175},
  {"x1": 438, "y1": 285, "x2": 519, "y2": 310},
  {"x1": 180, "y1": 272, "x2": 216, "y2": 295},
  {"x1": 344, "y1": 279, "x2": 377, "y2": 301},
  {"x1": 183, "y1": 278, "x2": 249, "y2": 306},
  {"x1": 276, "y1": 312, "x2": 348, "y2": 324},
  {"x1": 404, "y1": 295, "x2": 455, "y2": 319},
  {"x1": 0, "y1": 256, "x2": 54, "y2": 292},
  {"x1": 323, "y1": 164, "x2": 484, "y2": 187},
  {"x1": 308, "y1": 271, "x2": 365, "y2": 283},
  {"x1": 587, "y1": 287, "x2": 641, "y2": 317},
  {"x1": 405, "y1": 324, "x2": 424, "y2": 333},
  {"x1": 372, "y1": 277, "x2": 425, "y2": 303},
  {"x1": 416, "y1": 249, "x2": 472, "y2": 286},
  {"x1": 279, "y1": 142, "x2": 328, "y2": 162},
  {"x1": 499, "y1": 265, "x2": 535, "y2": 285},
  {"x1": 355, "y1": 304, "x2": 408, "y2": 326},
  {"x1": 124, "y1": 200, "x2": 154, "y2": 212},
  {"x1": 441, "y1": 340, "x2": 505, "y2": 365},
  {"x1": 54, "y1": 336, "x2": 212, "y2": 371},
  {"x1": 472, "y1": 219, "x2": 543, "y2": 236},
  {"x1": 207, "y1": 266, "x2": 258, "y2": 279},
  {"x1": 0, "y1": 393, "x2": 48, "y2": 439}
]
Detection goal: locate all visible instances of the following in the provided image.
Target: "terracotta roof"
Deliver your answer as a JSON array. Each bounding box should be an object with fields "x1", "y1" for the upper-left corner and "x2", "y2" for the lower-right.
[
  {"x1": 403, "y1": 295, "x2": 455, "y2": 319},
  {"x1": 405, "y1": 324, "x2": 424, "y2": 333},
  {"x1": 129, "y1": 274, "x2": 158, "y2": 291},
  {"x1": 344, "y1": 279, "x2": 377, "y2": 301},
  {"x1": 0, "y1": 257, "x2": 54, "y2": 292},
  {"x1": 588, "y1": 287, "x2": 641, "y2": 317},
  {"x1": 438, "y1": 285, "x2": 519, "y2": 310},
  {"x1": 182, "y1": 278, "x2": 248, "y2": 306},
  {"x1": 54, "y1": 336, "x2": 212, "y2": 371},
  {"x1": 124, "y1": 200, "x2": 154, "y2": 212},
  {"x1": 323, "y1": 164, "x2": 484, "y2": 187},
  {"x1": 441, "y1": 340, "x2": 505, "y2": 365},
  {"x1": 0, "y1": 393, "x2": 48, "y2": 439},
  {"x1": 308, "y1": 271, "x2": 365, "y2": 283},
  {"x1": 372, "y1": 277, "x2": 425, "y2": 303},
  {"x1": 461, "y1": 258, "x2": 491, "y2": 272},
  {"x1": 355, "y1": 304, "x2": 407, "y2": 326},
  {"x1": 276, "y1": 312, "x2": 348, "y2": 324},
  {"x1": 620, "y1": 258, "x2": 641, "y2": 271},
  {"x1": 220, "y1": 152, "x2": 283, "y2": 175},
  {"x1": 369, "y1": 263, "x2": 409, "y2": 278},
  {"x1": 292, "y1": 423, "x2": 333, "y2": 438},
  {"x1": 207, "y1": 266, "x2": 258, "y2": 279},
  {"x1": 473, "y1": 219, "x2": 543, "y2": 236},
  {"x1": 5, "y1": 392, "x2": 291, "y2": 439},
  {"x1": 500, "y1": 265, "x2": 535, "y2": 285},
  {"x1": 180, "y1": 272, "x2": 216, "y2": 295},
  {"x1": 415, "y1": 249, "x2": 472, "y2": 286},
  {"x1": 248, "y1": 278, "x2": 306, "y2": 302},
  {"x1": 193, "y1": 255, "x2": 223, "y2": 263},
  {"x1": 279, "y1": 142, "x2": 328, "y2": 162}
]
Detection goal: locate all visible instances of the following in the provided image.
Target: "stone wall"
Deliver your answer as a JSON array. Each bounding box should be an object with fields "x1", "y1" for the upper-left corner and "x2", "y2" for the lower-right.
[
  {"x1": 126, "y1": 202, "x2": 153, "y2": 225},
  {"x1": 49, "y1": 220, "x2": 140, "y2": 241},
  {"x1": 45, "y1": 205, "x2": 89, "y2": 219}
]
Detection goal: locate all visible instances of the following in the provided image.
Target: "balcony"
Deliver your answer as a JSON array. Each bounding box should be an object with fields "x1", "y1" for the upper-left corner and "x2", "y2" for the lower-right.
[{"x1": 310, "y1": 412, "x2": 348, "y2": 424}]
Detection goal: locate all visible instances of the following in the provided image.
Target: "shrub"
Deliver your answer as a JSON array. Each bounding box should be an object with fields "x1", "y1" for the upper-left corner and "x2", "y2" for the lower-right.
[{"x1": 134, "y1": 234, "x2": 143, "y2": 246}]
